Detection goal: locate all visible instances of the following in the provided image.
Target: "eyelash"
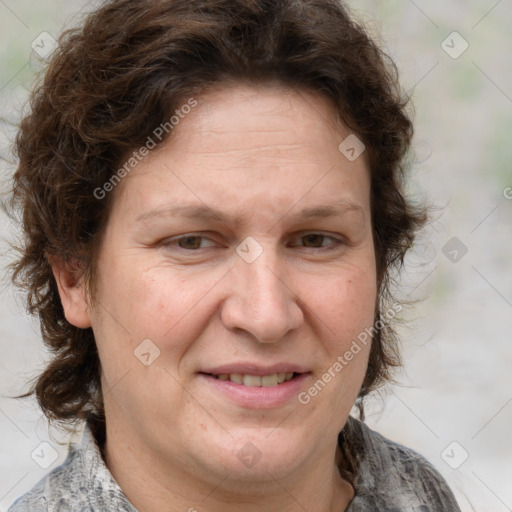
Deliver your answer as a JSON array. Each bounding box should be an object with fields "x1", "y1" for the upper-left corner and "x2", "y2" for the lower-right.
[{"x1": 162, "y1": 233, "x2": 346, "y2": 252}]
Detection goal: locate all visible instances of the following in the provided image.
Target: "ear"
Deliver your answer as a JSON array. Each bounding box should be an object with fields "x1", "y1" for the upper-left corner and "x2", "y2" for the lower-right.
[{"x1": 50, "y1": 256, "x2": 92, "y2": 329}]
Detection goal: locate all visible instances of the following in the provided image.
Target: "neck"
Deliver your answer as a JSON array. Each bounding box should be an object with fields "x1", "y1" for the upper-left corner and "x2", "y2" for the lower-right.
[{"x1": 103, "y1": 420, "x2": 354, "y2": 512}]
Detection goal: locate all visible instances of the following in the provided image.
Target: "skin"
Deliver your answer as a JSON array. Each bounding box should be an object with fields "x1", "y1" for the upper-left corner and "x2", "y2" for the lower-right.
[{"x1": 53, "y1": 83, "x2": 377, "y2": 512}]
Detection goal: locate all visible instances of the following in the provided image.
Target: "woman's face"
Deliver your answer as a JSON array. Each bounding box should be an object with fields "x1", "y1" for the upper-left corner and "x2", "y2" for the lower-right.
[{"x1": 71, "y1": 84, "x2": 377, "y2": 485}]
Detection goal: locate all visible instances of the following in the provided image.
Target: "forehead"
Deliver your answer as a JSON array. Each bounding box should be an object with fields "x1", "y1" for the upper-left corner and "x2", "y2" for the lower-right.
[
  {"x1": 166, "y1": 83, "x2": 353, "y2": 158},
  {"x1": 112, "y1": 83, "x2": 371, "y2": 222}
]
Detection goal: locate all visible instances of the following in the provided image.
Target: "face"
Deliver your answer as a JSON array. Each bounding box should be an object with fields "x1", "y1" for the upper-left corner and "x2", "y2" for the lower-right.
[{"x1": 59, "y1": 83, "x2": 377, "y2": 488}]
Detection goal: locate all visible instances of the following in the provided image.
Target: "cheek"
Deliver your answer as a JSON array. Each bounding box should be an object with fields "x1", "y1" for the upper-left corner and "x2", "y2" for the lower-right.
[
  {"x1": 97, "y1": 258, "x2": 186, "y2": 332},
  {"x1": 100, "y1": 263, "x2": 221, "y2": 368},
  {"x1": 309, "y1": 267, "x2": 377, "y2": 343},
  {"x1": 306, "y1": 266, "x2": 376, "y2": 385},
  {"x1": 306, "y1": 271, "x2": 376, "y2": 411},
  {"x1": 90, "y1": 264, "x2": 196, "y2": 414},
  {"x1": 135, "y1": 268, "x2": 213, "y2": 338}
]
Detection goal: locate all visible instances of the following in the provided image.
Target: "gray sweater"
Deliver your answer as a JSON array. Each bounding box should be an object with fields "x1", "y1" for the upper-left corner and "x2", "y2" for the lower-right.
[{"x1": 8, "y1": 418, "x2": 461, "y2": 511}]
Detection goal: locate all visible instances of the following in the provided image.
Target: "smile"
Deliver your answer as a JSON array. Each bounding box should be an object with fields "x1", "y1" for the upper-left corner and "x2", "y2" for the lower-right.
[
  {"x1": 199, "y1": 371, "x2": 309, "y2": 408},
  {"x1": 212, "y1": 372, "x2": 297, "y2": 387}
]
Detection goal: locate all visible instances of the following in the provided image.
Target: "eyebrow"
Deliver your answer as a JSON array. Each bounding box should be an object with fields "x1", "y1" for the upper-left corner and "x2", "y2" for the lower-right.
[{"x1": 135, "y1": 200, "x2": 365, "y2": 225}]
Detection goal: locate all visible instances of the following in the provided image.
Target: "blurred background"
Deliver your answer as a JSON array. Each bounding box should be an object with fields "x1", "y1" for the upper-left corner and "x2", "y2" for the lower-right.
[{"x1": 0, "y1": 1, "x2": 511, "y2": 510}]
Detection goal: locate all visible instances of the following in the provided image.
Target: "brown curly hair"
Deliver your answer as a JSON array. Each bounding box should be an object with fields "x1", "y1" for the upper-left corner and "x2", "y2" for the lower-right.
[{"x1": 9, "y1": 0, "x2": 425, "y2": 475}]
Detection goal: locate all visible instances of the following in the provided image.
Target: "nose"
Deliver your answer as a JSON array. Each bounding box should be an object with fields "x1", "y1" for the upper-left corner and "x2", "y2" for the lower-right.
[{"x1": 220, "y1": 243, "x2": 304, "y2": 343}]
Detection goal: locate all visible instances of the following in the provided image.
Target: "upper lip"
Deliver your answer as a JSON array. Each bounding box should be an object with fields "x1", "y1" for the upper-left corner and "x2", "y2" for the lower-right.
[{"x1": 200, "y1": 363, "x2": 311, "y2": 376}]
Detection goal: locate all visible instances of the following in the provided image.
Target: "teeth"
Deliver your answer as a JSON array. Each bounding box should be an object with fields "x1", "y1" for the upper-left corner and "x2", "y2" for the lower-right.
[
  {"x1": 261, "y1": 374, "x2": 278, "y2": 387},
  {"x1": 213, "y1": 372, "x2": 296, "y2": 386},
  {"x1": 243, "y1": 374, "x2": 262, "y2": 386}
]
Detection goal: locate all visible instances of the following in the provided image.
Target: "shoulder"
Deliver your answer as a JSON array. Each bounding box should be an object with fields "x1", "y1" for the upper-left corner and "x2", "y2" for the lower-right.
[
  {"x1": 6, "y1": 483, "x2": 46, "y2": 512},
  {"x1": 8, "y1": 424, "x2": 136, "y2": 512},
  {"x1": 346, "y1": 417, "x2": 461, "y2": 511},
  {"x1": 7, "y1": 448, "x2": 79, "y2": 512}
]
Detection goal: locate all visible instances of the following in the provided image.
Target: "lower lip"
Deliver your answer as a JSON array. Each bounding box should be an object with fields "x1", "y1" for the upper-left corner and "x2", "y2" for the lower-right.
[{"x1": 198, "y1": 373, "x2": 311, "y2": 408}]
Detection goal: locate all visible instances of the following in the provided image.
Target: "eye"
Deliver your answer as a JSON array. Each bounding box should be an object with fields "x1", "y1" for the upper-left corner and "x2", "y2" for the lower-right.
[
  {"x1": 161, "y1": 232, "x2": 345, "y2": 253},
  {"x1": 292, "y1": 232, "x2": 345, "y2": 250},
  {"x1": 164, "y1": 235, "x2": 218, "y2": 250}
]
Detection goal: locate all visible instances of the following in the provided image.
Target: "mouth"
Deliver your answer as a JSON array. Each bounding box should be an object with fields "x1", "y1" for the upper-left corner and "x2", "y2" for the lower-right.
[
  {"x1": 197, "y1": 363, "x2": 311, "y2": 408},
  {"x1": 200, "y1": 372, "x2": 301, "y2": 387},
  {"x1": 198, "y1": 369, "x2": 310, "y2": 408}
]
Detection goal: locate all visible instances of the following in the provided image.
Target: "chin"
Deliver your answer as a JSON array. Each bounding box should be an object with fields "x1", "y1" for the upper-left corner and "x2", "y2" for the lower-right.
[{"x1": 216, "y1": 430, "x2": 307, "y2": 480}]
